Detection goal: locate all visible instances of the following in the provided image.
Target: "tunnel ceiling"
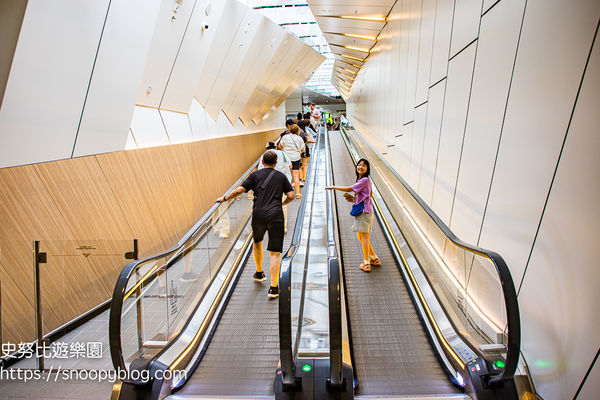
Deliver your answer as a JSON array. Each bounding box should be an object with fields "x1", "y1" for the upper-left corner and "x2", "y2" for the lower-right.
[{"x1": 306, "y1": 1, "x2": 395, "y2": 98}]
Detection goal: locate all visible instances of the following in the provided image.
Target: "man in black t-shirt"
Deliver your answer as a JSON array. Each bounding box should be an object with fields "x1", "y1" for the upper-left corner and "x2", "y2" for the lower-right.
[{"x1": 217, "y1": 151, "x2": 295, "y2": 299}]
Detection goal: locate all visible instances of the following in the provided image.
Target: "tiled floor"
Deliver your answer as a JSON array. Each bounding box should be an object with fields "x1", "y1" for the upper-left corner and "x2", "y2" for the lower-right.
[{"x1": 0, "y1": 310, "x2": 114, "y2": 399}]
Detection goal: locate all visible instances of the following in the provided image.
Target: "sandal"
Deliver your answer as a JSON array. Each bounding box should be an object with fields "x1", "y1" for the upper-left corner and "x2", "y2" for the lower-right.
[
  {"x1": 369, "y1": 257, "x2": 381, "y2": 266},
  {"x1": 359, "y1": 262, "x2": 371, "y2": 272}
]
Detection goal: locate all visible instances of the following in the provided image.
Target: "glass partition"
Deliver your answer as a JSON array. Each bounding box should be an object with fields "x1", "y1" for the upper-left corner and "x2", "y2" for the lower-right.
[
  {"x1": 115, "y1": 195, "x2": 253, "y2": 371},
  {"x1": 37, "y1": 239, "x2": 134, "y2": 336}
]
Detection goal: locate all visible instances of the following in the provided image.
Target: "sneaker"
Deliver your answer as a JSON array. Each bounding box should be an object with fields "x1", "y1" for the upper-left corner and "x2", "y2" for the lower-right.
[
  {"x1": 253, "y1": 271, "x2": 266, "y2": 282},
  {"x1": 268, "y1": 286, "x2": 279, "y2": 299},
  {"x1": 299, "y1": 180, "x2": 305, "y2": 187}
]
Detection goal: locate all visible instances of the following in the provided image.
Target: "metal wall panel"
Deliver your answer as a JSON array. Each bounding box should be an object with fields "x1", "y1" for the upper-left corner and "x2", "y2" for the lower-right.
[
  {"x1": 450, "y1": 0, "x2": 525, "y2": 244},
  {"x1": 431, "y1": 42, "x2": 476, "y2": 225},
  {"x1": 130, "y1": 106, "x2": 169, "y2": 148},
  {"x1": 222, "y1": 22, "x2": 287, "y2": 123},
  {"x1": 419, "y1": 80, "x2": 446, "y2": 204},
  {"x1": 204, "y1": 11, "x2": 265, "y2": 120},
  {"x1": 449, "y1": 0, "x2": 483, "y2": 58},
  {"x1": 518, "y1": 34, "x2": 599, "y2": 399},
  {"x1": 408, "y1": 104, "x2": 428, "y2": 190},
  {"x1": 195, "y1": 0, "x2": 247, "y2": 112},
  {"x1": 160, "y1": 0, "x2": 229, "y2": 113},
  {"x1": 160, "y1": 110, "x2": 193, "y2": 144},
  {"x1": 240, "y1": 37, "x2": 303, "y2": 125},
  {"x1": 0, "y1": 0, "x2": 110, "y2": 168},
  {"x1": 478, "y1": 0, "x2": 599, "y2": 283},
  {"x1": 429, "y1": 0, "x2": 454, "y2": 85},
  {"x1": 395, "y1": 0, "x2": 411, "y2": 124},
  {"x1": 403, "y1": 0, "x2": 423, "y2": 124},
  {"x1": 74, "y1": 0, "x2": 162, "y2": 157},
  {"x1": 135, "y1": 0, "x2": 196, "y2": 108},
  {"x1": 415, "y1": 0, "x2": 438, "y2": 105}
]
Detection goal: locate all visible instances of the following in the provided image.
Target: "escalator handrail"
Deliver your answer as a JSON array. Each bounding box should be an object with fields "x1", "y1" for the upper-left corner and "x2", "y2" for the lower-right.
[
  {"x1": 278, "y1": 132, "x2": 320, "y2": 386},
  {"x1": 325, "y1": 130, "x2": 345, "y2": 386},
  {"x1": 109, "y1": 158, "x2": 260, "y2": 374},
  {"x1": 340, "y1": 126, "x2": 520, "y2": 384}
]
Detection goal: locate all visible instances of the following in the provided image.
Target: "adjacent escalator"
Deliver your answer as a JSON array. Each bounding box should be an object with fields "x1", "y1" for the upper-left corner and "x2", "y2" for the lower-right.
[
  {"x1": 327, "y1": 127, "x2": 520, "y2": 400},
  {"x1": 109, "y1": 133, "x2": 321, "y2": 399}
]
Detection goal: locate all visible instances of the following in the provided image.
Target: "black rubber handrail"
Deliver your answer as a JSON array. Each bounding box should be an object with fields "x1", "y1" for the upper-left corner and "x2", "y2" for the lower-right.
[
  {"x1": 340, "y1": 126, "x2": 520, "y2": 384},
  {"x1": 109, "y1": 159, "x2": 260, "y2": 375},
  {"x1": 325, "y1": 129, "x2": 344, "y2": 386},
  {"x1": 278, "y1": 132, "x2": 320, "y2": 387}
]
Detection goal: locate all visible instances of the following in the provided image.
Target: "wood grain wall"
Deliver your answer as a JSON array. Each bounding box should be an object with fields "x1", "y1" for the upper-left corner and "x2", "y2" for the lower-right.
[{"x1": 0, "y1": 128, "x2": 280, "y2": 346}]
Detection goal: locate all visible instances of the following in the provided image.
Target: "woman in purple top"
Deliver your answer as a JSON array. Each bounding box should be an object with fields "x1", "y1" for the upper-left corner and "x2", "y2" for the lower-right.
[{"x1": 326, "y1": 158, "x2": 381, "y2": 272}]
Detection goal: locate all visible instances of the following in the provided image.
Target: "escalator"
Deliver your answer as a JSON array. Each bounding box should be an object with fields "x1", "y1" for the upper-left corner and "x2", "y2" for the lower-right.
[
  {"x1": 326, "y1": 127, "x2": 521, "y2": 400},
  {"x1": 109, "y1": 132, "x2": 324, "y2": 399},
  {"x1": 108, "y1": 124, "x2": 521, "y2": 400}
]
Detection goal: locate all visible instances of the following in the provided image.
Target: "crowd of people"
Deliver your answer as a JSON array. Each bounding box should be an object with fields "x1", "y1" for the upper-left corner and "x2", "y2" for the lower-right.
[{"x1": 217, "y1": 104, "x2": 375, "y2": 299}]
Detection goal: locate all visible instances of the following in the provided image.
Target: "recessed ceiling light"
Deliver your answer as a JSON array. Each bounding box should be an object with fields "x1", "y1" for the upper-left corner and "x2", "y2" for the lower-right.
[
  {"x1": 344, "y1": 45, "x2": 370, "y2": 54},
  {"x1": 340, "y1": 15, "x2": 386, "y2": 22},
  {"x1": 342, "y1": 33, "x2": 378, "y2": 41},
  {"x1": 340, "y1": 54, "x2": 365, "y2": 62}
]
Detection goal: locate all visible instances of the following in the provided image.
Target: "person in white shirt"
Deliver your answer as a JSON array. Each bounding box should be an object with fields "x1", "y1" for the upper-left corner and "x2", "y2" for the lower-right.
[
  {"x1": 309, "y1": 103, "x2": 321, "y2": 127},
  {"x1": 259, "y1": 141, "x2": 293, "y2": 232},
  {"x1": 278, "y1": 124, "x2": 305, "y2": 198}
]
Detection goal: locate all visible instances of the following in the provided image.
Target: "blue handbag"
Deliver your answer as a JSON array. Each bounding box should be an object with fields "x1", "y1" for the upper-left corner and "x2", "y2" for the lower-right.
[{"x1": 350, "y1": 202, "x2": 364, "y2": 216}]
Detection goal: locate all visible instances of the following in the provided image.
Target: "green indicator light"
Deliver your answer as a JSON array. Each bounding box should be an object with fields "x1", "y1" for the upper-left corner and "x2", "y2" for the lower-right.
[
  {"x1": 302, "y1": 364, "x2": 312, "y2": 372},
  {"x1": 495, "y1": 360, "x2": 505, "y2": 369}
]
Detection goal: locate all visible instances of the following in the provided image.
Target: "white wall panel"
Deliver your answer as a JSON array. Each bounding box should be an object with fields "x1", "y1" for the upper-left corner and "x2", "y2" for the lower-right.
[
  {"x1": 188, "y1": 98, "x2": 208, "y2": 139},
  {"x1": 415, "y1": 0, "x2": 437, "y2": 105},
  {"x1": 404, "y1": 0, "x2": 423, "y2": 124},
  {"x1": 240, "y1": 37, "x2": 302, "y2": 125},
  {"x1": 135, "y1": 0, "x2": 196, "y2": 108},
  {"x1": 203, "y1": 7, "x2": 260, "y2": 119},
  {"x1": 160, "y1": 0, "x2": 228, "y2": 113},
  {"x1": 388, "y1": 4, "x2": 403, "y2": 133},
  {"x1": 450, "y1": 0, "x2": 525, "y2": 244},
  {"x1": 130, "y1": 106, "x2": 169, "y2": 148},
  {"x1": 431, "y1": 42, "x2": 475, "y2": 225},
  {"x1": 449, "y1": 0, "x2": 483, "y2": 58},
  {"x1": 518, "y1": 35, "x2": 600, "y2": 399},
  {"x1": 0, "y1": 0, "x2": 110, "y2": 168},
  {"x1": 195, "y1": 0, "x2": 247, "y2": 112},
  {"x1": 482, "y1": 0, "x2": 497, "y2": 15},
  {"x1": 408, "y1": 105, "x2": 427, "y2": 190},
  {"x1": 125, "y1": 129, "x2": 137, "y2": 150},
  {"x1": 160, "y1": 110, "x2": 193, "y2": 144},
  {"x1": 577, "y1": 360, "x2": 600, "y2": 400},
  {"x1": 429, "y1": 0, "x2": 454, "y2": 85},
  {"x1": 395, "y1": 123, "x2": 413, "y2": 180},
  {"x1": 74, "y1": 0, "x2": 162, "y2": 157},
  {"x1": 478, "y1": 0, "x2": 599, "y2": 283},
  {"x1": 223, "y1": 23, "x2": 286, "y2": 123},
  {"x1": 419, "y1": 80, "x2": 446, "y2": 204},
  {"x1": 252, "y1": 47, "x2": 309, "y2": 123},
  {"x1": 394, "y1": 0, "x2": 411, "y2": 124}
]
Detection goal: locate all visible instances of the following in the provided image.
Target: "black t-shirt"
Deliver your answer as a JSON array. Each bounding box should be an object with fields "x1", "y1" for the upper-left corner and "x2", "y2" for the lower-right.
[{"x1": 241, "y1": 168, "x2": 293, "y2": 219}]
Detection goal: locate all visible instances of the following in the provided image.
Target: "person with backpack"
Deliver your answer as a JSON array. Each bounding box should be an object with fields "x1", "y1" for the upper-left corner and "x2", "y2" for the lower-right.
[
  {"x1": 217, "y1": 151, "x2": 295, "y2": 298},
  {"x1": 279, "y1": 124, "x2": 305, "y2": 198},
  {"x1": 259, "y1": 141, "x2": 292, "y2": 233}
]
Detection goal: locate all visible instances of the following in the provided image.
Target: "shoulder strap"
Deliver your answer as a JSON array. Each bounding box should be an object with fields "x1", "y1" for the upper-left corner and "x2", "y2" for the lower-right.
[{"x1": 260, "y1": 169, "x2": 277, "y2": 190}]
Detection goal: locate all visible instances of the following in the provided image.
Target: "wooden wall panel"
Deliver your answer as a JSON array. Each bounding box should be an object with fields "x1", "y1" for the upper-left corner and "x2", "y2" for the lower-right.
[
  {"x1": 0, "y1": 129, "x2": 280, "y2": 348},
  {"x1": 0, "y1": 165, "x2": 79, "y2": 342}
]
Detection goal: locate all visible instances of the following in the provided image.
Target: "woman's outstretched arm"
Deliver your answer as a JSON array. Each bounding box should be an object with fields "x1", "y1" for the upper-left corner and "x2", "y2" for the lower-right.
[{"x1": 325, "y1": 185, "x2": 353, "y2": 192}]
